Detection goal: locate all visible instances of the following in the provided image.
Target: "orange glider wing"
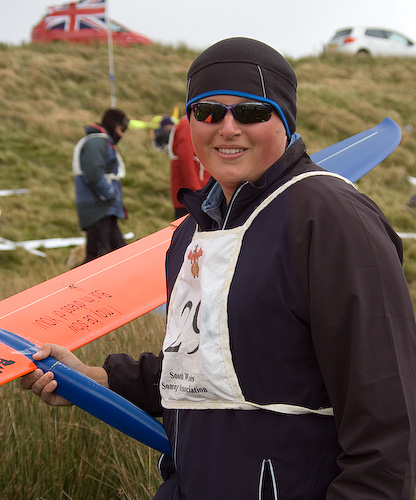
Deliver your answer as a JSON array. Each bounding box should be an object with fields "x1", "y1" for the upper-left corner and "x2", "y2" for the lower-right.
[{"x1": 0, "y1": 219, "x2": 183, "y2": 386}]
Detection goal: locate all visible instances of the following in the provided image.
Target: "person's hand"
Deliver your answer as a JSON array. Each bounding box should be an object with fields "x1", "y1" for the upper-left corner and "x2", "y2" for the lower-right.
[{"x1": 20, "y1": 343, "x2": 86, "y2": 406}]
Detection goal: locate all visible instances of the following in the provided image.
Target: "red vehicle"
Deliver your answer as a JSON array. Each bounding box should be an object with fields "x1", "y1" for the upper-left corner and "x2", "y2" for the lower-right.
[{"x1": 31, "y1": 1, "x2": 151, "y2": 47}]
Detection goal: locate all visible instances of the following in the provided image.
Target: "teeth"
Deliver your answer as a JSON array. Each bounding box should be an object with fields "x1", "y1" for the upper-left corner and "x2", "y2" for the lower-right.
[{"x1": 218, "y1": 148, "x2": 244, "y2": 154}]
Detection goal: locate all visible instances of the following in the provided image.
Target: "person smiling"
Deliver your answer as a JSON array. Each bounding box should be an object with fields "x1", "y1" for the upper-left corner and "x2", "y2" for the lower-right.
[
  {"x1": 21, "y1": 38, "x2": 416, "y2": 500},
  {"x1": 189, "y1": 98, "x2": 287, "y2": 203}
]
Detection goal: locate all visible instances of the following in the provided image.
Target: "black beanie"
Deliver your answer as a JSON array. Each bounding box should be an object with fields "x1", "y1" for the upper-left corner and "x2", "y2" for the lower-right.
[
  {"x1": 101, "y1": 108, "x2": 129, "y2": 143},
  {"x1": 186, "y1": 37, "x2": 297, "y2": 139}
]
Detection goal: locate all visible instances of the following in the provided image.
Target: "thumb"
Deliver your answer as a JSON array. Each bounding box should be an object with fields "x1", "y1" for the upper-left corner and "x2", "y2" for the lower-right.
[{"x1": 32, "y1": 343, "x2": 68, "y2": 361}]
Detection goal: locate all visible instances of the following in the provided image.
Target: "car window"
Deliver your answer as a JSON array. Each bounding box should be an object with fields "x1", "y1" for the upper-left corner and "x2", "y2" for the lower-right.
[
  {"x1": 334, "y1": 29, "x2": 352, "y2": 39},
  {"x1": 365, "y1": 29, "x2": 388, "y2": 39},
  {"x1": 108, "y1": 21, "x2": 127, "y2": 33},
  {"x1": 49, "y1": 22, "x2": 65, "y2": 31},
  {"x1": 386, "y1": 31, "x2": 412, "y2": 45}
]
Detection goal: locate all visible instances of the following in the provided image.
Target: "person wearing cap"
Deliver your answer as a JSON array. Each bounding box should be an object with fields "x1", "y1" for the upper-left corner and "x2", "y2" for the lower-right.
[
  {"x1": 152, "y1": 115, "x2": 175, "y2": 151},
  {"x1": 22, "y1": 38, "x2": 416, "y2": 500},
  {"x1": 72, "y1": 108, "x2": 130, "y2": 263}
]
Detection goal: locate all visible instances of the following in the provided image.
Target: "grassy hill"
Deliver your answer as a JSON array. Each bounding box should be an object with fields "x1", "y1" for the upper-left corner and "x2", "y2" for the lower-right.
[
  {"x1": 1, "y1": 41, "x2": 416, "y2": 499},
  {"x1": 0, "y1": 41, "x2": 199, "y2": 296},
  {"x1": 1, "y1": 42, "x2": 416, "y2": 298}
]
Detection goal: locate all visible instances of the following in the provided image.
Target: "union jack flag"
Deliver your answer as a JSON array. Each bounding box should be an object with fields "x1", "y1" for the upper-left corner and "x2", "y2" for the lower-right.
[{"x1": 45, "y1": 0, "x2": 106, "y2": 32}]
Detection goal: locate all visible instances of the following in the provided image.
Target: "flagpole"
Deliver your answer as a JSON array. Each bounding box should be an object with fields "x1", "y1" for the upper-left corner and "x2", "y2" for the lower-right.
[{"x1": 106, "y1": 1, "x2": 116, "y2": 107}]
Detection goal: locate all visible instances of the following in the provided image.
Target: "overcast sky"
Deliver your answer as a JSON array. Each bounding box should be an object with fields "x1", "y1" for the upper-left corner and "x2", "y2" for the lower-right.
[{"x1": 1, "y1": 0, "x2": 416, "y2": 59}]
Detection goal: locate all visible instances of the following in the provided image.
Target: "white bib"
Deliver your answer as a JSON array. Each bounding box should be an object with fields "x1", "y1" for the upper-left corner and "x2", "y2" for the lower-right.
[{"x1": 161, "y1": 172, "x2": 354, "y2": 415}]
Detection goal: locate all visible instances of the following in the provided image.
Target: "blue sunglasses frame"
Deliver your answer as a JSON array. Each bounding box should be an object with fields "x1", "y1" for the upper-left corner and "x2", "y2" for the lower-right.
[{"x1": 190, "y1": 101, "x2": 274, "y2": 124}]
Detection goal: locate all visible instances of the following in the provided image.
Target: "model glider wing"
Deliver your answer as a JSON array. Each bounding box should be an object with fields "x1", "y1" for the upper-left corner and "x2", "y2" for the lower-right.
[
  {"x1": 311, "y1": 117, "x2": 401, "y2": 181},
  {"x1": 0, "y1": 222, "x2": 181, "y2": 385}
]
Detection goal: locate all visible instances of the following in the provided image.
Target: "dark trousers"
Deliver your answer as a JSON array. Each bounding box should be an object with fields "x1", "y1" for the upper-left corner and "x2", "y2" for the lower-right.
[{"x1": 84, "y1": 216, "x2": 126, "y2": 263}]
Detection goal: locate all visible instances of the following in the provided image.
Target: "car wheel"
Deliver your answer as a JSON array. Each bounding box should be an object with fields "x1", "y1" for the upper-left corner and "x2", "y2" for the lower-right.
[{"x1": 357, "y1": 49, "x2": 371, "y2": 57}]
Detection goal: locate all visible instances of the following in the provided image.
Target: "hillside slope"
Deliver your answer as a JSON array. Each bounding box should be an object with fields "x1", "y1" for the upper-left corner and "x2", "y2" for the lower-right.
[
  {"x1": 1, "y1": 41, "x2": 416, "y2": 500},
  {"x1": 1, "y1": 42, "x2": 416, "y2": 300}
]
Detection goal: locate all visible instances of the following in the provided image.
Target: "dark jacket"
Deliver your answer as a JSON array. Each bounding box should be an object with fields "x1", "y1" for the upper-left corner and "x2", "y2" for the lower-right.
[
  {"x1": 105, "y1": 137, "x2": 416, "y2": 500},
  {"x1": 73, "y1": 124, "x2": 126, "y2": 230}
]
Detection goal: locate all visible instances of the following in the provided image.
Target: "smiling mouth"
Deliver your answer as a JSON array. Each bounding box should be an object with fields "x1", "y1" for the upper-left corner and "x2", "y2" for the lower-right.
[{"x1": 217, "y1": 148, "x2": 245, "y2": 155}]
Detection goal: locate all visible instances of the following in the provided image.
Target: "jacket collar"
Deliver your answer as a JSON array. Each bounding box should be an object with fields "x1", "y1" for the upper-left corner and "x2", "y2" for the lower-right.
[
  {"x1": 84, "y1": 123, "x2": 116, "y2": 145},
  {"x1": 178, "y1": 134, "x2": 313, "y2": 230}
]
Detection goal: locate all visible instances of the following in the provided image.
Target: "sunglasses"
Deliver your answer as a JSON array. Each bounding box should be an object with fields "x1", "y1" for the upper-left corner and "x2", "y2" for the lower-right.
[{"x1": 190, "y1": 101, "x2": 273, "y2": 124}]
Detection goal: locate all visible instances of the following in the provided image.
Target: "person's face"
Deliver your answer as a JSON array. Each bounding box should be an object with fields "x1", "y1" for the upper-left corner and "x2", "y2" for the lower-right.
[
  {"x1": 190, "y1": 95, "x2": 288, "y2": 204},
  {"x1": 115, "y1": 123, "x2": 127, "y2": 139}
]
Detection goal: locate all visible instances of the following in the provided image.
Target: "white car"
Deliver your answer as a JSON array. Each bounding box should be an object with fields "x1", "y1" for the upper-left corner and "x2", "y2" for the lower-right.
[{"x1": 325, "y1": 26, "x2": 416, "y2": 57}]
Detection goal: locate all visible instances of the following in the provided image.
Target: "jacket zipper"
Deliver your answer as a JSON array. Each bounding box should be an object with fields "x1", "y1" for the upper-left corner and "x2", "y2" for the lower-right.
[
  {"x1": 221, "y1": 182, "x2": 249, "y2": 229},
  {"x1": 173, "y1": 409, "x2": 179, "y2": 469},
  {"x1": 258, "y1": 458, "x2": 279, "y2": 499}
]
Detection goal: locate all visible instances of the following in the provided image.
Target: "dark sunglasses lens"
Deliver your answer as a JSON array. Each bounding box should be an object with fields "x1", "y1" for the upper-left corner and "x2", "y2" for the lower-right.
[
  {"x1": 233, "y1": 103, "x2": 273, "y2": 123},
  {"x1": 193, "y1": 103, "x2": 225, "y2": 123}
]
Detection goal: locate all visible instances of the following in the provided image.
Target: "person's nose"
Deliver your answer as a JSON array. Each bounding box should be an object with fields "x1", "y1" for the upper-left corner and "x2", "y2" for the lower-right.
[{"x1": 218, "y1": 111, "x2": 241, "y2": 137}]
